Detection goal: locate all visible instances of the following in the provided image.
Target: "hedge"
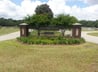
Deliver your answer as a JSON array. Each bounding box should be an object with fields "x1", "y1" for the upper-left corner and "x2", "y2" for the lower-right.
[{"x1": 17, "y1": 36, "x2": 85, "y2": 45}]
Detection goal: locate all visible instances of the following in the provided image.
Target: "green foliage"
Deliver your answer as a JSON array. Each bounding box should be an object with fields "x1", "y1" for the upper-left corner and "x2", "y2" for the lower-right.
[
  {"x1": 17, "y1": 36, "x2": 85, "y2": 45},
  {"x1": 88, "y1": 32, "x2": 98, "y2": 37},
  {"x1": 25, "y1": 4, "x2": 53, "y2": 29},
  {"x1": 25, "y1": 14, "x2": 50, "y2": 28},
  {"x1": 0, "y1": 27, "x2": 19, "y2": 36},
  {"x1": 50, "y1": 14, "x2": 78, "y2": 36},
  {"x1": 25, "y1": 4, "x2": 78, "y2": 37},
  {"x1": 55, "y1": 14, "x2": 78, "y2": 28},
  {"x1": 25, "y1": 4, "x2": 78, "y2": 30},
  {"x1": 25, "y1": 13, "x2": 78, "y2": 36},
  {"x1": 79, "y1": 20, "x2": 98, "y2": 28},
  {"x1": 0, "y1": 18, "x2": 23, "y2": 26},
  {"x1": 35, "y1": 4, "x2": 53, "y2": 19}
]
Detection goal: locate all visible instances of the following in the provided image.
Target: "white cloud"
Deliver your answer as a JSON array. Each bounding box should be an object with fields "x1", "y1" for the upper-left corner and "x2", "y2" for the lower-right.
[
  {"x1": 21, "y1": 0, "x2": 42, "y2": 15},
  {"x1": 83, "y1": 0, "x2": 98, "y2": 5},
  {"x1": 69, "y1": 5, "x2": 98, "y2": 20},
  {"x1": 0, "y1": 0, "x2": 43, "y2": 20},
  {"x1": 48, "y1": 0, "x2": 67, "y2": 14},
  {"x1": 48, "y1": 0, "x2": 98, "y2": 20},
  {"x1": 0, "y1": 0, "x2": 98, "y2": 20},
  {"x1": 0, "y1": 0, "x2": 19, "y2": 19}
]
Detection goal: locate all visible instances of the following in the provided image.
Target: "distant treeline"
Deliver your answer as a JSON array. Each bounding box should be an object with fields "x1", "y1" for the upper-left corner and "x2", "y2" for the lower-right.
[
  {"x1": 0, "y1": 18, "x2": 23, "y2": 26},
  {"x1": 0, "y1": 17, "x2": 98, "y2": 28},
  {"x1": 79, "y1": 20, "x2": 98, "y2": 28}
]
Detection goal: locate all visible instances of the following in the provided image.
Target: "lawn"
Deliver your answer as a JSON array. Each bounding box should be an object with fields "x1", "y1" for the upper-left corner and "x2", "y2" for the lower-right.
[
  {"x1": 82, "y1": 27, "x2": 98, "y2": 31},
  {"x1": 0, "y1": 27, "x2": 19, "y2": 36},
  {"x1": 88, "y1": 32, "x2": 98, "y2": 37},
  {"x1": 0, "y1": 40, "x2": 98, "y2": 72}
]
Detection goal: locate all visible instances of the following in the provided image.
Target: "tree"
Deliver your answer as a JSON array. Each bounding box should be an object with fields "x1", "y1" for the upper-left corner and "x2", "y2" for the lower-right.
[
  {"x1": 25, "y1": 4, "x2": 78, "y2": 36},
  {"x1": 52, "y1": 14, "x2": 78, "y2": 36},
  {"x1": 25, "y1": 14, "x2": 50, "y2": 36},
  {"x1": 35, "y1": 4, "x2": 53, "y2": 19},
  {"x1": 0, "y1": 18, "x2": 23, "y2": 26},
  {"x1": 79, "y1": 20, "x2": 98, "y2": 27},
  {"x1": 25, "y1": 4, "x2": 53, "y2": 36},
  {"x1": 95, "y1": 20, "x2": 98, "y2": 28}
]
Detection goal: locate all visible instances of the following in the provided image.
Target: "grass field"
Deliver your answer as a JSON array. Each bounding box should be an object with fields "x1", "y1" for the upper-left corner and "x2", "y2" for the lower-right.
[
  {"x1": 88, "y1": 32, "x2": 98, "y2": 37},
  {"x1": 0, "y1": 27, "x2": 19, "y2": 36},
  {"x1": 0, "y1": 40, "x2": 98, "y2": 72},
  {"x1": 82, "y1": 27, "x2": 98, "y2": 31}
]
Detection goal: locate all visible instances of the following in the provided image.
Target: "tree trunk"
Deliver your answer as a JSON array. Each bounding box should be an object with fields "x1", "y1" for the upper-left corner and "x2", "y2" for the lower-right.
[
  {"x1": 37, "y1": 29, "x2": 40, "y2": 36},
  {"x1": 61, "y1": 29, "x2": 65, "y2": 37}
]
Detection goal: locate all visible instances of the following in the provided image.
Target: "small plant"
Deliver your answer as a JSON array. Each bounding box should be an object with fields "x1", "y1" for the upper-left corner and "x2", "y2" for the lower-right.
[{"x1": 17, "y1": 36, "x2": 85, "y2": 45}]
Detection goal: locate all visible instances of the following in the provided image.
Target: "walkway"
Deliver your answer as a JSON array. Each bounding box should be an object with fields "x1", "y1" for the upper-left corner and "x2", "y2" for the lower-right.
[
  {"x1": 82, "y1": 31, "x2": 98, "y2": 44},
  {"x1": 0, "y1": 31, "x2": 20, "y2": 41}
]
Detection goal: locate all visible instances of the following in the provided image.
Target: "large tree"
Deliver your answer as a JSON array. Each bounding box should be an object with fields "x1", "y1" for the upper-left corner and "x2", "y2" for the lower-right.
[
  {"x1": 25, "y1": 14, "x2": 50, "y2": 36},
  {"x1": 35, "y1": 4, "x2": 53, "y2": 19},
  {"x1": 25, "y1": 4, "x2": 53, "y2": 36},
  {"x1": 25, "y1": 4, "x2": 78, "y2": 36},
  {"x1": 51, "y1": 14, "x2": 78, "y2": 36}
]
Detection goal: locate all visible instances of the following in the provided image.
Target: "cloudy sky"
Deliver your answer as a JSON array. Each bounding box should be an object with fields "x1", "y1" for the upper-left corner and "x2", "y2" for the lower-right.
[{"x1": 0, "y1": 0, "x2": 98, "y2": 20}]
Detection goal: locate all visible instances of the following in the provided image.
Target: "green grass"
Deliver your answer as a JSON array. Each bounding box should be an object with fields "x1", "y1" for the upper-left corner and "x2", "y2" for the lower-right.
[
  {"x1": 0, "y1": 39, "x2": 98, "y2": 72},
  {"x1": 0, "y1": 27, "x2": 19, "y2": 36},
  {"x1": 88, "y1": 32, "x2": 98, "y2": 37},
  {"x1": 82, "y1": 27, "x2": 98, "y2": 31}
]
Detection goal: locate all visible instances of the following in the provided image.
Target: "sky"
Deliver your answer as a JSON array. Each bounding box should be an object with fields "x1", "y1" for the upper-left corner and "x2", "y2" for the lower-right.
[{"x1": 0, "y1": 0, "x2": 98, "y2": 21}]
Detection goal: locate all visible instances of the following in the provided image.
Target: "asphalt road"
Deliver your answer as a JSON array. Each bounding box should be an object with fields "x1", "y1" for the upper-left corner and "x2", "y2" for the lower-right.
[
  {"x1": 0, "y1": 31, "x2": 98, "y2": 44},
  {"x1": 82, "y1": 31, "x2": 98, "y2": 44},
  {"x1": 0, "y1": 31, "x2": 20, "y2": 41}
]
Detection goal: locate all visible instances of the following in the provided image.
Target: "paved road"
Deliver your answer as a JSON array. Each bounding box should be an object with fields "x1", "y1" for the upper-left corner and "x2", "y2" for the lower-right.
[
  {"x1": 0, "y1": 31, "x2": 20, "y2": 41},
  {"x1": 82, "y1": 31, "x2": 98, "y2": 44},
  {"x1": 0, "y1": 31, "x2": 98, "y2": 44}
]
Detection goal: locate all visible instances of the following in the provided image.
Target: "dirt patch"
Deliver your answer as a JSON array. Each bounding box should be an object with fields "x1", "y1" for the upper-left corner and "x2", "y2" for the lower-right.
[{"x1": 87, "y1": 62, "x2": 98, "y2": 72}]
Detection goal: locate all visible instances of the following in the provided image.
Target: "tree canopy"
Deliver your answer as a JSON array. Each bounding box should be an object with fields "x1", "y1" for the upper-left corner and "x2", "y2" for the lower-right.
[
  {"x1": 25, "y1": 14, "x2": 50, "y2": 28},
  {"x1": 51, "y1": 14, "x2": 78, "y2": 36},
  {"x1": 51, "y1": 14, "x2": 78, "y2": 29},
  {"x1": 79, "y1": 20, "x2": 98, "y2": 28},
  {"x1": 25, "y1": 4, "x2": 78, "y2": 36},
  {"x1": 0, "y1": 18, "x2": 23, "y2": 26},
  {"x1": 35, "y1": 4, "x2": 53, "y2": 19}
]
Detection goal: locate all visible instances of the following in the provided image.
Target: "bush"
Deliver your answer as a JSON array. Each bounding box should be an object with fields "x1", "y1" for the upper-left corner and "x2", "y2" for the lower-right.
[{"x1": 17, "y1": 36, "x2": 85, "y2": 45}]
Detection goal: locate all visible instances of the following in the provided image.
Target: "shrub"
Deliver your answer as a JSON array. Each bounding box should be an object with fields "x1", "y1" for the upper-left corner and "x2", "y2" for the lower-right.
[{"x1": 17, "y1": 36, "x2": 85, "y2": 45}]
